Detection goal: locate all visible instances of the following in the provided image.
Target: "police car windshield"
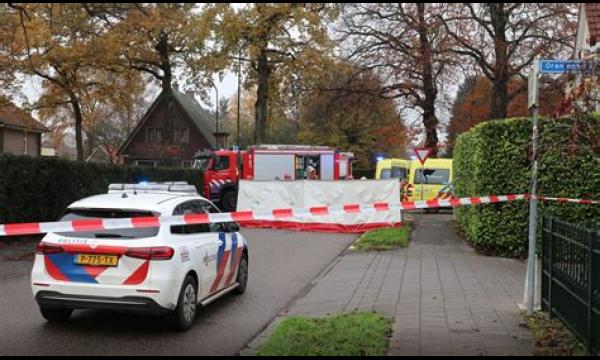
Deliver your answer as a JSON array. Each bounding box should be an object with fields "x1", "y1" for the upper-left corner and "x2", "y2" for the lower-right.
[{"x1": 57, "y1": 209, "x2": 159, "y2": 239}]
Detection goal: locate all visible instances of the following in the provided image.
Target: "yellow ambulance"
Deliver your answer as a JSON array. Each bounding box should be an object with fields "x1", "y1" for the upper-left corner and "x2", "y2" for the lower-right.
[
  {"x1": 375, "y1": 158, "x2": 411, "y2": 180},
  {"x1": 408, "y1": 158, "x2": 453, "y2": 201}
]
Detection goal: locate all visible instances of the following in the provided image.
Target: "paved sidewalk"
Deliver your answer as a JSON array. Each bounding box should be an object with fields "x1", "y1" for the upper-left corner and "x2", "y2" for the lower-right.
[{"x1": 264, "y1": 213, "x2": 534, "y2": 356}]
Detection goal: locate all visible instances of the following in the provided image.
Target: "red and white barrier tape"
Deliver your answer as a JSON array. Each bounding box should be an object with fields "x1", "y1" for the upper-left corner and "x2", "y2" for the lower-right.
[
  {"x1": 0, "y1": 193, "x2": 597, "y2": 237},
  {"x1": 532, "y1": 195, "x2": 599, "y2": 205}
]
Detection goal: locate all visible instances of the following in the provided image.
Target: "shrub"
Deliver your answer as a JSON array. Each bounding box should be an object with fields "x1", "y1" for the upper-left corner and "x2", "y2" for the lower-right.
[
  {"x1": 0, "y1": 154, "x2": 203, "y2": 224},
  {"x1": 454, "y1": 115, "x2": 600, "y2": 258}
]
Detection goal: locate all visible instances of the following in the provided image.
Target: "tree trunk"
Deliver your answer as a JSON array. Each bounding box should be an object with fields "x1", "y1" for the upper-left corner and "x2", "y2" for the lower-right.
[
  {"x1": 417, "y1": 3, "x2": 439, "y2": 155},
  {"x1": 489, "y1": 3, "x2": 509, "y2": 120},
  {"x1": 70, "y1": 95, "x2": 84, "y2": 162},
  {"x1": 155, "y1": 31, "x2": 172, "y2": 93},
  {"x1": 254, "y1": 49, "x2": 270, "y2": 144},
  {"x1": 490, "y1": 75, "x2": 509, "y2": 119}
]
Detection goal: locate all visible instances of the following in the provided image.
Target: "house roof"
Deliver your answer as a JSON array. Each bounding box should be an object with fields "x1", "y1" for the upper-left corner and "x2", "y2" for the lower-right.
[
  {"x1": 118, "y1": 88, "x2": 216, "y2": 155},
  {"x1": 0, "y1": 104, "x2": 49, "y2": 133},
  {"x1": 584, "y1": 3, "x2": 600, "y2": 43},
  {"x1": 171, "y1": 90, "x2": 216, "y2": 145}
]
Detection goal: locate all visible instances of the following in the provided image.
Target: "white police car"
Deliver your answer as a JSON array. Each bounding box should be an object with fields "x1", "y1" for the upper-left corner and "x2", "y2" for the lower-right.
[{"x1": 31, "y1": 182, "x2": 248, "y2": 331}]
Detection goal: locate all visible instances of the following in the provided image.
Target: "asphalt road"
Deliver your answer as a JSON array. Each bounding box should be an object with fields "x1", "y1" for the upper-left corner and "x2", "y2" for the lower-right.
[{"x1": 0, "y1": 229, "x2": 358, "y2": 355}]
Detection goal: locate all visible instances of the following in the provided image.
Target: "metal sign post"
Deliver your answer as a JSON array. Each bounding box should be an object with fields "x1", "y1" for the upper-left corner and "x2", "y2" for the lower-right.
[
  {"x1": 413, "y1": 147, "x2": 432, "y2": 201},
  {"x1": 522, "y1": 58, "x2": 587, "y2": 315},
  {"x1": 526, "y1": 59, "x2": 540, "y2": 315}
]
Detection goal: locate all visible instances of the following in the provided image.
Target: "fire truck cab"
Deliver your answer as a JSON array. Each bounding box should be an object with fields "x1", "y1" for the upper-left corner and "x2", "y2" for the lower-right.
[{"x1": 193, "y1": 145, "x2": 354, "y2": 211}]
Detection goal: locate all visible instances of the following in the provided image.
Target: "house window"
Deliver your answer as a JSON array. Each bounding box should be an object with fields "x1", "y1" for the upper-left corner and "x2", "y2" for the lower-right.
[
  {"x1": 146, "y1": 128, "x2": 162, "y2": 143},
  {"x1": 174, "y1": 127, "x2": 189, "y2": 144}
]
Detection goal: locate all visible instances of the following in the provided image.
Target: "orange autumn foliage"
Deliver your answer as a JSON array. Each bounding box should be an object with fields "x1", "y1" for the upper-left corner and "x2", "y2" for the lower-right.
[{"x1": 447, "y1": 76, "x2": 564, "y2": 155}]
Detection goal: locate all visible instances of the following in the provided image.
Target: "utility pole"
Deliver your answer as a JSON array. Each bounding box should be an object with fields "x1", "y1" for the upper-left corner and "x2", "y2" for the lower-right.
[
  {"x1": 525, "y1": 58, "x2": 540, "y2": 315},
  {"x1": 237, "y1": 45, "x2": 242, "y2": 147},
  {"x1": 209, "y1": 80, "x2": 219, "y2": 148}
]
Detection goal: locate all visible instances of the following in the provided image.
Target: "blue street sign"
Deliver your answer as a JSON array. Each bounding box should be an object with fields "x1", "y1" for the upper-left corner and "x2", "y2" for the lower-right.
[{"x1": 539, "y1": 59, "x2": 586, "y2": 74}]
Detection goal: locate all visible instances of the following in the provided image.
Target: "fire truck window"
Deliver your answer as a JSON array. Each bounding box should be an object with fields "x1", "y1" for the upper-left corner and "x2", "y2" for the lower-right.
[
  {"x1": 194, "y1": 158, "x2": 212, "y2": 171},
  {"x1": 214, "y1": 156, "x2": 230, "y2": 171},
  {"x1": 303, "y1": 156, "x2": 320, "y2": 180}
]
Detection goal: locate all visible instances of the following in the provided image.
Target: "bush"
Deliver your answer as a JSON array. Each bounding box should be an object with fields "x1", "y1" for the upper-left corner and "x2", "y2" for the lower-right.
[
  {"x1": 0, "y1": 154, "x2": 203, "y2": 224},
  {"x1": 454, "y1": 115, "x2": 600, "y2": 258}
]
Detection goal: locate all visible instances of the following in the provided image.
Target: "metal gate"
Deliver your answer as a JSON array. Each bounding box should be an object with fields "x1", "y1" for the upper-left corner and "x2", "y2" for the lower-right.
[{"x1": 541, "y1": 215, "x2": 599, "y2": 355}]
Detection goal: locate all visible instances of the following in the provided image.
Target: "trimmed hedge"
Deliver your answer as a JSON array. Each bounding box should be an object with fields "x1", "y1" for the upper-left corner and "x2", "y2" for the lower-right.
[
  {"x1": 0, "y1": 154, "x2": 203, "y2": 224},
  {"x1": 454, "y1": 115, "x2": 600, "y2": 258}
]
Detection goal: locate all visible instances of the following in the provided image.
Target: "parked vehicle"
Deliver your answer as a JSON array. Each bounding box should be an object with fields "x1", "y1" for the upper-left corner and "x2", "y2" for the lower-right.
[
  {"x1": 31, "y1": 182, "x2": 249, "y2": 331},
  {"x1": 408, "y1": 158, "x2": 453, "y2": 203},
  {"x1": 193, "y1": 145, "x2": 354, "y2": 211},
  {"x1": 375, "y1": 158, "x2": 411, "y2": 180}
]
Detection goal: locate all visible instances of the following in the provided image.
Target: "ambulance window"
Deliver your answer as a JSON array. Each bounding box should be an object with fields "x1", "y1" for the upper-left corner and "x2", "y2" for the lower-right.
[
  {"x1": 414, "y1": 169, "x2": 450, "y2": 185},
  {"x1": 381, "y1": 167, "x2": 407, "y2": 180},
  {"x1": 392, "y1": 167, "x2": 407, "y2": 179}
]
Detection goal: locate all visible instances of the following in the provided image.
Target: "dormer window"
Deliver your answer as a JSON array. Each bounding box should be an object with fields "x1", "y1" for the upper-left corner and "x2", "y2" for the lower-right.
[
  {"x1": 174, "y1": 127, "x2": 189, "y2": 144},
  {"x1": 146, "y1": 128, "x2": 162, "y2": 143}
]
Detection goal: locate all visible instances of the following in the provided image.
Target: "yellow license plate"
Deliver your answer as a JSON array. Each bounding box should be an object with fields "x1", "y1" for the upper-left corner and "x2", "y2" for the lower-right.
[{"x1": 75, "y1": 254, "x2": 119, "y2": 267}]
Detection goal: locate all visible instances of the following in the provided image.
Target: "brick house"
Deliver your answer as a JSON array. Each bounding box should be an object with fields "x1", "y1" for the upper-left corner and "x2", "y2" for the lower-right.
[
  {"x1": 118, "y1": 88, "x2": 221, "y2": 168},
  {"x1": 575, "y1": 3, "x2": 600, "y2": 59},
  {"x1": 555, "y1": 3, "x2": 600, "y2": 116},
  {"x1": 0, "y1": 103, "x2": 49, "y2": 157}
]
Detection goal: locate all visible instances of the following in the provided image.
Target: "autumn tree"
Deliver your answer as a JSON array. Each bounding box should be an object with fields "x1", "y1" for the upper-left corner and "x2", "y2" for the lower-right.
[
  {"x1": 441, "y1": 3, "x2": 577, "y2": 120},
  {"x1": 38, "y1": 70, "x2": 147, "y2": 161},
  {"x1": 197, "y1": 3, "x2": 338, "y2": 144},
  {"x1": 338, "y1": 3, "x2": 455, "y2": 155},
  {"x1": 446, "y1": 75, "x2": 564, "y2": 155},
  {"x1": 1, "y1": 3, "x2": 140, "y2": 161},
  {"x1": 225, "y1": 88, "x2": 256, "y2": 149},
  {"x1": 298, "y1": 67, "x2": 408, "y2": 169},
  {"x1": 105, "y1": 3, "x2": 204, "y2": 94}
]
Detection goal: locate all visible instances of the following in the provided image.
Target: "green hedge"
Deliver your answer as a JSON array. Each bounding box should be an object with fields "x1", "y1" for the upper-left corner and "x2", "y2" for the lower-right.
[
  {"x1": 0, "y1": 154, "x2": 203, "y2": 224},
  {"x1": 454, "y1": 115, "x2": 600, "y2": 258}
]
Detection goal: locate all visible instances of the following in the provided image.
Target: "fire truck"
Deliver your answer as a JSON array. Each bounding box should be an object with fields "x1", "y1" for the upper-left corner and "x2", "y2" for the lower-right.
[{"x1": 193, "y1": 145, "x2": 354, "y2": 211}]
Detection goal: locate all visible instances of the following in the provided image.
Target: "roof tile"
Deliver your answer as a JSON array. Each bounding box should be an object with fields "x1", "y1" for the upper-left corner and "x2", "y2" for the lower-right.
[
  {"x1": 0, "y1": 104, "x2": 48, "y2": 132},
  {"x1": 585, "y1": 3, "x2": 600, "y2": 42}
]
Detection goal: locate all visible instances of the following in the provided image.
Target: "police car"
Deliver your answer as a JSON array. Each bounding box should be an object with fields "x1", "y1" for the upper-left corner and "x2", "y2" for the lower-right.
[{"x1": 31, "y1": 182, "x2": 249, "y2": 331}]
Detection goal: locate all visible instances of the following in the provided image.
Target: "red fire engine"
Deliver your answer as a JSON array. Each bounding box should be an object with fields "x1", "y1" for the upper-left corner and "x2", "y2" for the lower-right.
[{"x1": 193, "y1": 145, "x2": 354, "y2": 211}]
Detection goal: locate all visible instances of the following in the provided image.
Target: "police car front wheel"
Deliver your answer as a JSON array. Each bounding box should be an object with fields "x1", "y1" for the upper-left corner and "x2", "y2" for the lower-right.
[
  {"x1": 166, "y1": 275, "x2": 197, "y2": 331},
  {"x1": 233, "y1": 254, "x2": 248, "y2": 295}
]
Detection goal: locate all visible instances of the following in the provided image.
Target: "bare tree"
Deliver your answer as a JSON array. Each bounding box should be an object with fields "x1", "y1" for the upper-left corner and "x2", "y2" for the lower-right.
[
  {"x1": 441, "y1": 3, "x2": 577, "y2": 120},
  {"x1": 338, "y1": 3, "x2": 456, "y2": 154}
]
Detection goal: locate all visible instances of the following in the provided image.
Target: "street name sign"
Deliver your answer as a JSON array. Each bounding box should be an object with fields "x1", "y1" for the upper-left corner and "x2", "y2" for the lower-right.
[{"x1": 539, "y1": 59, "x2": 586, "y2": 74}]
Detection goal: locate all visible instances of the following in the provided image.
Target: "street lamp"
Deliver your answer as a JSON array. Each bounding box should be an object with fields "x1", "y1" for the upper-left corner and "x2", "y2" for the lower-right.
[
  {"x1": 237, "y1": 45, "x2": 242, "y2": 147},
  {"x1": 208, "y1": 79, "x2": 219, "y2": 148}
]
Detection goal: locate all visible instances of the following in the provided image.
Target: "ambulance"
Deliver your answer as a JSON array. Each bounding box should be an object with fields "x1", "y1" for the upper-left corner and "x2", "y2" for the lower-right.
[
  {"x1": 408, "y1": 158, "x2": 453, "y2": 202},
  {"x1": 375, "y1": 158, "x2": 411, "y2": 181}
]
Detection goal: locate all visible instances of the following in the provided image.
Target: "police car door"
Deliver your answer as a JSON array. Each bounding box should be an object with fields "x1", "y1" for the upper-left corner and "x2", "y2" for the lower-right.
[
  {"x1": 171, "y1": 200, "x2": 218, "y2": 300},
  {"x1": 203, "y1": 201, "x2": 242, "y2": 294}
]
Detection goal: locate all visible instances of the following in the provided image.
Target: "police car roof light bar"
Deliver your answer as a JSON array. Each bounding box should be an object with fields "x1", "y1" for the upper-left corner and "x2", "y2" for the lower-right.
[{"x1": 107, "y1": 182, "x2": 197, "y2": 194}]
